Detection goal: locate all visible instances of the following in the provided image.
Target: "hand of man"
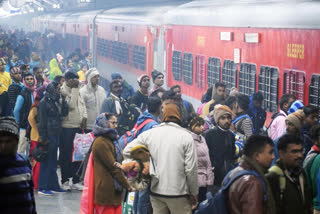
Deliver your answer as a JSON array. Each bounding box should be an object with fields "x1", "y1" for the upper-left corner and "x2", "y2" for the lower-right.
[
  {"x1": 230, "y1": 123, "x2": 236, "y2": 132},
  {"x1": 188, "y1": 194, "x2": 198, "y2": 210},
  {"x1": 80, "y1": 118, "x2": 87, "y2": 130}
]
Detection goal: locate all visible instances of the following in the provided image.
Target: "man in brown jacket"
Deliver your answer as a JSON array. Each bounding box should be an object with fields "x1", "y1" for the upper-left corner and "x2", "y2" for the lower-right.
[{"x1": 226, "y1": 135, "x2": 276, "y2": 214}]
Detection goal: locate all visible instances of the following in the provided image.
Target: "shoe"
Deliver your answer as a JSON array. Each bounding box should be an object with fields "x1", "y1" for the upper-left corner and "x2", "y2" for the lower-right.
[
  {"x1": 38, "y1": 190, "x2": 54, "y2": 196},
  {"x1": 71, "y1": 182, "x2": 84, "y2": 191},
  {"x1": 51, "y1": 188, "x2": 67, "y2": 193},
  {"x1": 61, "y1": 181, "x2": 71, "y2": 191}
]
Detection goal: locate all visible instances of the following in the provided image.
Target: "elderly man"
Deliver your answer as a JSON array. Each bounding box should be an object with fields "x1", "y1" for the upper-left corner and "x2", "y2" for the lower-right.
[{"x1": 123, "y1": 103, "x2": 198, "y2": 214}]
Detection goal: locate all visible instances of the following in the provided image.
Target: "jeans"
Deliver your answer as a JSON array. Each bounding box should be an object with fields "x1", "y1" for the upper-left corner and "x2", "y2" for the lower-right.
[
  {"x1": 133, "y1": 189, "x2": 153, "y2": 214},
  {"x1": 59, "y1": 128, "x2": 83, "y2": 184},
  {"x1": 38, "y1": 135, "x2": 60, "y2": 191}
]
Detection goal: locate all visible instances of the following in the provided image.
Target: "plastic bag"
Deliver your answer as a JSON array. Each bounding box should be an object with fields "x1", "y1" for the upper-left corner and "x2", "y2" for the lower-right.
[
  {"x1": 79, "y1": 152, "x2": 94, "y2": 214},
  {"x1": 72, "y1": 131, "x2": 95, "y2": 162}
]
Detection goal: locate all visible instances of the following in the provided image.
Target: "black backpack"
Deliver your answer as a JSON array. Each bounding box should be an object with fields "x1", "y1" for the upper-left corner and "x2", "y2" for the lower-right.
[{"x1": 117, "y1": 99, "x2": 141, "y2": 136}]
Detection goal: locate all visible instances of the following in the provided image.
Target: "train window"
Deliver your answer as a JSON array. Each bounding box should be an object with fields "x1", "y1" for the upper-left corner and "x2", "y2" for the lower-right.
[
  {"x1": 97, "y1": 38, "x2": 103, "y2": 56},
  {"x1": 309, "y1": 74, "x2": 320, "y2": 111},
  {"x1": 239, "y1": 63, "x2": 256, "y2": 96},
  {"x1": 82, "y1": 36, "x2": 87, "y2": 51},
  {"x1": 139, "y1": 46, "x2": 146, "y2": 71},
  {"x1": 172, "y1": 51, "x2": 182, "y2": 81},
  {"x1": 183, "y1": 52, "x2": 193, "y2": 85},
  {"x1": 207, "y1": 57, "x2": 221, "y2": 87},
  {"x1": 195, "y1": 55, "x2": 206, "y2": 89},
  {"x1": 121, "y1": 43, "x2": 128, "y2": 64},
  {"x1": 133, "y1": 45, "x2": 146, "y2": 71},
  {"x1": 283, "y1": 70, "x2": 305, "y2": 101},
  {"x1": 222, "y1": 60, "x2": 237, "y2": 90},
  {"x1": 133, "y1": 45, "x2": 140, "y2": 69},
  {"x1": 258, "y1": 66, "x2": 279, "y2": 113}
]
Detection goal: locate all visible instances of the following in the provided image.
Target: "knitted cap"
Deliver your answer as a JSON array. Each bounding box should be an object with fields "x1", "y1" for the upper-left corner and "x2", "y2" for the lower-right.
[
  {"x1": 286, "y1": 109, "x2": 305, "y2": 130},
  {"x1": 161, "y1": 103, "x2": 181, "y2": 122},
  {"x1": 137, "y1": 74, "x2": 149, "y2": 86},
  {"x1": 288, "y1": 100, "x2": 304, "y2": 115},
  {"x1": 0, "y1": 117, "x2": 19, "y2": 138},
  {"x1": 111, "y1": 72, "x2": 122, "y2": 80},
  {"x1": 151, "y1": 70, "x2": 163, "y2": 81},
  {"x1": 213, "y1": 104, "x2": 233, "y2": 122}
]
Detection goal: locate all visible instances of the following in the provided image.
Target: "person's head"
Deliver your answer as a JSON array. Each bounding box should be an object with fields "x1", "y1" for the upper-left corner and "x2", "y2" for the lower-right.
[
  {"x1": 64, "y1": 69, "x2": 79, "y2": 88},
  {"x1": 161, "y1": 90, "x2": 177, "y2": 111},
  {"x1": 225, "y1": 94, "x2": 249, "y2": 114},
  {"x1": 147, "y1": 96, "x2": 162, "y2": 117},
  {"x1": 45, "y1": 81, "x2": 61, "y2": 101},
  {"x1": 213, "y1": 104, "x2": 233, "y2": 130},
  {"x1": 243, "y1": 135, "x2": 274, "y2": 170},
  {"x1": 84, "y1": 52, "x2": 92, "y2": 61},
  {"x1": 53, "y1": 75, "x2": 65, "y2": 86},
  {"x1": 23, "y1": 73, "x2": 35, "y2": 87},
  {"x1": 277, "y1": 134, "x2": 304, "y2": 169},
  {"x1": 215, "y1": 82, "x2": 226, "y2": 97},
  {"x1": 26, "y1": 65, "x2": 30, "y2": 73},
  {"x1": 309, "y1": 124, "x2": 320, "y2": 147},
  {"x1": 188, "y1": 113, "x2": 205, "y2": 135},
  {"x1": 79, "y1": 61, "x2": 88, "y2": 72},
  {"x1": 92, "y1": 113, "x2": 118, "y2": 137},
  {"x1": 33, "y1": 66, "x2": 43, "y2": 81},
  {"x1": 137, "y1": 74, "x2": 150, "y2": 89},
  {"x1": 303, "y1": 105, "x2": 319, "y2": 127},
  {"x1": 161, "y1": 103, "x2": 181, "y2": 125},
  {"x1": 111, "y1": 72, "x2": 123, "y2": 84},
  {"x1": 72, "y1": 53, "x2": 79, "y2": 62},
  {"x1": 56, "y1": 53, "x2": 64, "y2": 63},
  {"x1": 151, "y1": 69, "x2": 164, "y2": 87},
  {"x1": 85, "y1": 68, "x2": 100, "y2": 87},
  {"x1": 252, "y1": 92, "x2": 264, "y2": 109},
  {"x1": 280, "y1": 94, "x2": 296, "y2": 113},
  {"x1": 67, "y1": 59, "x2": 74, "y2": 68},
  {"x1": 9, "y1": 66, "x2": 22, "y2": 83},
  {"x1": 285, "y1": 109, "x2": 304, "y2": 135},
  {"x1": 150, "y1": 88, "x2": 166, "y2": 99},
  {"x1": 0, "y1": 58, "x2": 6, "y2": 72},
  {"x1": 170, "y1": 85, "x2": 182, "y2": 99},
  {"x1": 0, "y1": 117, "x2": 19, "y2": 156},
  {"x1": 19, "y1": 64, "x2": 27, "y2": 74},
  {"x1": 110, "y1": 80, "x2": 122, "y2": 97}
]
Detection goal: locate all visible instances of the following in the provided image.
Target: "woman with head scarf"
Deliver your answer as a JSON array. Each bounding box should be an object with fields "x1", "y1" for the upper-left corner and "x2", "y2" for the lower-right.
[
  {"x1": 91, "y1": 113, "x2": 132, "y2": 214},
  {"x1": 37, "y1": 81, "x2": 69, "y2": 195}
]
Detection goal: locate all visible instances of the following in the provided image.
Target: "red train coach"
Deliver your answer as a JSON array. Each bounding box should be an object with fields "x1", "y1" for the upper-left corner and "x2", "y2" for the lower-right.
[{"x1": 163, "y1": 0, "x2": 320, "y2": 115}]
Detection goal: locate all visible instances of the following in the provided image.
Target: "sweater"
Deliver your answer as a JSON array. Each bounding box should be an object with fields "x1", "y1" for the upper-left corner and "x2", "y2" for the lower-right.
[
  {"x1": 28, "y1": 107, "x2": 40, "y2": 142},
  {"x1": 60, "y1": 83, "x2": 87, "y2": 128},
  {"x1": 0, "y1": 71, "x2": 12, "y2": 95},
  {"x1": 8, "y1": 82, "x2": 23, "y2": 111}
]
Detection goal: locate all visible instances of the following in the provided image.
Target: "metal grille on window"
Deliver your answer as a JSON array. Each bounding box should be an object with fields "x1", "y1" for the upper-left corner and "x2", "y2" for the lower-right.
[
  {"x1": 283, "y1": 70, "x2": 305, "y2": 101},
  {"x1": 309, "y1": 74, "x2": 320, "y2": 112},
  {"x1": 172, "y1": 51, "x2": 182, "y2": 81},
  {"x1": 133, "y1": 45, "x2": 146, "y2": 71},
  {"x1": 239, "y1": 63, "x2": 256, "y2": 96},
  {"x1": 222, "y1": 60, "x2": 237, "y2": 90},
  {"x1": 258, "y1": 66, "x2": 279, "y2": 112},
  {"x1": 97, "y1": 38, "x2": 103, "y2": 56},
  {"x1": 104, "y1": 40, "x2": 110, "y2": 58},
  {"x1": 195, "y1": 55, "x2": 206, "y2": 89},
  {"x1": 133, "y1": 45, "x2": 139, "y2": 69},
  {"x1": 121, "y1": 43, "x2": 128, "y2": 64},
  {"x1": 183, "y1": 53, "x2": 193, "y2": 85},
  {"x1": 207, "y1": 57, "x2": 221, "y2": 87}
]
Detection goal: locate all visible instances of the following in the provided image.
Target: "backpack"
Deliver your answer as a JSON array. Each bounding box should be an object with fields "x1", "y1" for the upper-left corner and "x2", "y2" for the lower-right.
[
  {"x1": 195, "y1": 169, "x2": 267, "y2": 214},
  {"x1": 117, "y1": 99, "x2": 141, "y2": 136},
  {"x1": 265, "y1": 112, "x2": 286, "y2": 137},
  {"x1": 268, "y1": 165, "x2": 286, "y2": 200},
  {"x1": 232, "y1": 114, "x2": 254, "y2": 133},
  {"x1": 118, "y1": 118, "x2": 155, "y2": 149},
  {"x1": 184, "y1": 100, "x2": 190, "y2": 112}
]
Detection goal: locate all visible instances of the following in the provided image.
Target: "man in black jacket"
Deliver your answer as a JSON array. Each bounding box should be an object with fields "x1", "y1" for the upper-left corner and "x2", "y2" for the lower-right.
[{"x1": 203, "y1": 104, "x2": 236, "y2": 194}]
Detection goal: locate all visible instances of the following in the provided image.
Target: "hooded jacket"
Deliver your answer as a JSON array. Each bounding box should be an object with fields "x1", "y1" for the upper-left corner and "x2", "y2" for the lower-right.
[
  {"x1": 80, "y1": 70, "x2": 106, "y2": 130},
  {"x1": 60, "y1": 82, "x2": 87, "y2": 128},
  {"x1": 135, "y1": 111, "x2": 159, "y2": 135},
  {"x1": 49, "y1": 58, "x2": 62, "y2": 81}
]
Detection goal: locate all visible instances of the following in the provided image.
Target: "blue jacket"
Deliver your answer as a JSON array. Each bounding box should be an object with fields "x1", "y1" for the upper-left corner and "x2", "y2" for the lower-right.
[{"x1": 135, "y1": 111, "x2": 159, "y2": 137}]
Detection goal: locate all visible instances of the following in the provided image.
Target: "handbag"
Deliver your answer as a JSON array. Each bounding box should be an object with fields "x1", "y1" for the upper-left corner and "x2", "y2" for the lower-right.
[
  {"x1": 72, "y1": 131, "x2": 95, "y2": 162},
  {"x1": 32, "y1": 143, "x2": 49, "y2": 162}
]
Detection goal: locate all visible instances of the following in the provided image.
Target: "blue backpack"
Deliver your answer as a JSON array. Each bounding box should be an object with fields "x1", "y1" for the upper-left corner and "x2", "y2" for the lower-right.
[
  {"x1": 195, "y1": 170, "x2": 267, "y2": 214},
  {"x1": 232, "y1": 114, "x2": 254, "y2": 133},
  {"x1": 118, "y1": 118, "x2": 155, "y2": 149}
]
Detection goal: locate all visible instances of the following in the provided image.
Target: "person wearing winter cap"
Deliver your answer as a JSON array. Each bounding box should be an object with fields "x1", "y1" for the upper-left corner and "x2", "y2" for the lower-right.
[
  {"x1": 110, "y1": 72, "x2": 134, "y2": 100},
  {"x1": 131, "y1": 74, "x2": 150, "y2": 112},
  {"x1": 286, "y1": 109, "x2": 305, "y2": 136},
  {"x1": 149, "y1": 69, "x2": 164, "y2": 95},
  {"x1": 0, "y1": 117, "x2": 37, "y2": 213},
  {"x1": 203, "y1": 104, "x2": 236, "y2": 194},
  {"x1": 123, "y1": 103, "x2": 198, "y2": 213},
  {"x1": 8, "y1": 66, "x2": 23, "y2": 112},
  {"x1": 80, "y1": 68, "x2": 106, "y2": 130}
]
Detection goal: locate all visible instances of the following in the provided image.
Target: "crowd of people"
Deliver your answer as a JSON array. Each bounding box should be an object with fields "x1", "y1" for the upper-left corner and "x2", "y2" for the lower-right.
[{"x1": 1, "y1": 27, "x2": 320, "y2": 214}]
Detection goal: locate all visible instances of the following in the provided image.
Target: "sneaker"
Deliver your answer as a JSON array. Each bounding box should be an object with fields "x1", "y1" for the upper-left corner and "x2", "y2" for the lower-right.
[
  {"x1": 51, "y1": 188, "x2": 67, "y2": 194},
  {"x1": 71, "y1": 182, "x2": 84, "y2": 191},
  {"x1": 38, "y1": 190, "x2": 54, "y2": 196},
  {"x1": 61, "y1": 181, "x2": 71, "y2": 191}
]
